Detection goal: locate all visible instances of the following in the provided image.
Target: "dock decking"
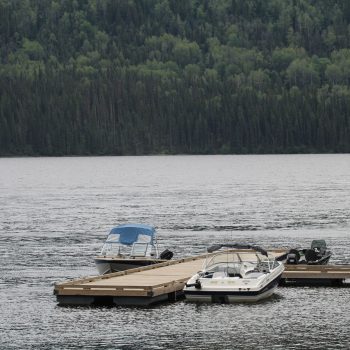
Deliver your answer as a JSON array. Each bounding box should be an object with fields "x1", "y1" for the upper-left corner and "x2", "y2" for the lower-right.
[
  {"x1": 55, "y1": 252, "x2": 214, "y2": 306},
  {"x1": 54, "y1": 250, "x2": 350, "y2": 306}
]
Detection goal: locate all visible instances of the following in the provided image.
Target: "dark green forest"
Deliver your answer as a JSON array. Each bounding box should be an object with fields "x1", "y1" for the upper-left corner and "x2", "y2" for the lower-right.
[{"x1": 1, "y1": 0, "x2": 350, "y2": 155}]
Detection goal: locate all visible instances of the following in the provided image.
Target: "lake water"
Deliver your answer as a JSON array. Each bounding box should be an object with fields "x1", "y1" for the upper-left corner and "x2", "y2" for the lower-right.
[{"x1": 0, "y1": 154, "x2": 350, "y2": 349}]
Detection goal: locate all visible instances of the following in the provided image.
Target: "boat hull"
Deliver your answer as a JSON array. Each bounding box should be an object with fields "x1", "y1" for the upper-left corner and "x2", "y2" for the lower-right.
[
  {"x1": 184, "y1": 273, "x2": 282, "y2": 303},
  {"x1": 94, "y1": 258, "x2": 164, "y2": 275},
  {"x1": 305, "y1": 254, "x2": 331, "y2": 265}
]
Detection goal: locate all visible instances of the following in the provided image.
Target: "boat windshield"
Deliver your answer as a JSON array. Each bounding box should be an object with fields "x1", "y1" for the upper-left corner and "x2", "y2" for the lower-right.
[
  {"x1": 100, "y1": 224, "x2": 157, "y2": 257},
  {"x1": 101, "y1": 242, "x2": 154, "y2": 257},
  {"x1": 204, "y1": 251, "x2": 276, "y2": 271}
]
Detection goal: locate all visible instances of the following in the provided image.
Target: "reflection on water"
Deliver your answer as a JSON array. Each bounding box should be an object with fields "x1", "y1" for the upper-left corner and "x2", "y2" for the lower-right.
[{"x1": 0, "y1": 155, "x2": 349, "y2": 349}]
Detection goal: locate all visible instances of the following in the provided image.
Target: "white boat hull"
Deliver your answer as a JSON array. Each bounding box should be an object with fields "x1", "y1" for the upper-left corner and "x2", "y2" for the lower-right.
[
  {"x1": 185, "y1": 280, "x2": 279, "y2": 303},
  {"x1": 184, "y1": 268, "x2": 284, "y2": 303}
]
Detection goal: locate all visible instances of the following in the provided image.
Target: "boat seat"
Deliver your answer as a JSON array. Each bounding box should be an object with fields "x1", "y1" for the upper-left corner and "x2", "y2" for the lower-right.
[
  {"x1": 212, "y1": 271, "x2": 227, "y2": 278},
  {"x1": 257, "y1": 262, "x2": 270, "y2": 273},
  {"x1": 227, "y1": 266, "x2": 243, "y2": 278},
  {"x1": 305, "y1": 249, "x2": 318, "y2": 262},
  {"x1": 244, "y1": 271, "x2": 265, "y2": 279}
]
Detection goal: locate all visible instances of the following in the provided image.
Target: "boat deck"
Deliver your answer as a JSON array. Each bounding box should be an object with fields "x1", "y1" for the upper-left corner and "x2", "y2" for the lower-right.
[{"x1": 54, "y1": 249, "x2": 350, "y2": 306}]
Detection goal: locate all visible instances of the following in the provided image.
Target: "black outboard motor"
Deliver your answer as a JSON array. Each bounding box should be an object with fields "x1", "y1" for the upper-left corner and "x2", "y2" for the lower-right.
[
  {"x1": 286, "y1": 249, "x2": 300, "y2": 264},
  {"x1": 160, "y1": 249, "x2": 173, "y2": 260}
]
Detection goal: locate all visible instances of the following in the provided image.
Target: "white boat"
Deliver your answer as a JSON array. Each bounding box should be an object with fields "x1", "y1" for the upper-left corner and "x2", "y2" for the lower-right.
[
  {"x1": 94, "y1": 224, "x2": 173, "y2": 275},
  {"x1": 184, "y1": 244, "x2": 284, "y2": 303}
]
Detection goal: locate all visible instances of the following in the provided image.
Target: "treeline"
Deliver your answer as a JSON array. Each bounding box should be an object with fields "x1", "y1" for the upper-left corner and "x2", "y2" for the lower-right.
[{"x1": 1, "y1": 0, "x2": 350, "y2": 155}]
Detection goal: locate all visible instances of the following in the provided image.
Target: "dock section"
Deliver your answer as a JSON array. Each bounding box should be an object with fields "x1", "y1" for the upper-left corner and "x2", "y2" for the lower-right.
[
  {"x1": 55, "y1": 254, "x2": 208, "y2": 306},
  {"x1": 54, "y1": 250, "x2": 350, "y2": 306},
  {"x1": 282, "y1": 264, "x2": 350, "y2": 286}
]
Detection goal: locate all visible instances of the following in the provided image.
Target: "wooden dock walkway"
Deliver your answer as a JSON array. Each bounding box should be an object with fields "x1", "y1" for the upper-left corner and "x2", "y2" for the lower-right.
[
  {"x1": 54, "y1": 250, "x2": 350, "y2": 306},
  {"x1": 55, "y1": 253, "x2": 208, "y2": 306}
]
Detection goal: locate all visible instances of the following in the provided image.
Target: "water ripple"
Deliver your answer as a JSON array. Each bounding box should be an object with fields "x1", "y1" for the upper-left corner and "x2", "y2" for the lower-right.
[{"x1": 1, "y1": 155, "x2": 350, "y2": 349}]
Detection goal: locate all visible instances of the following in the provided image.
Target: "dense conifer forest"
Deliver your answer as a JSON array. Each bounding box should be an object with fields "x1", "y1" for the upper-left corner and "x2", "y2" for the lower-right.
[{"x1": 1, "y1": 0, "x2": 350, "y2": 155}]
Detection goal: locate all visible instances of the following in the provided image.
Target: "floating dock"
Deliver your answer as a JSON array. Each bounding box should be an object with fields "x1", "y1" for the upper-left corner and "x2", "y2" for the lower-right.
[
  {"x1": 54, "y1": 252, "x2": 212, "y2": 306},
  {"x1": 54, "y1": 250, "x2": 350, "y2": 306},
  {"x1": 282, "y1": 264, "x2": 350, "y2": 286}
]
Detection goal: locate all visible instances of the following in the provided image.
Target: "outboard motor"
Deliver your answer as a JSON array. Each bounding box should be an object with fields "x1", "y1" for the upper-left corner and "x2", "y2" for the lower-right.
[
  {"x1": 286, "y1": 249, "x2": 300, "y2": 264},
  {"x1": 160, "y1": 249, "x2": 173, "y2": 260}
]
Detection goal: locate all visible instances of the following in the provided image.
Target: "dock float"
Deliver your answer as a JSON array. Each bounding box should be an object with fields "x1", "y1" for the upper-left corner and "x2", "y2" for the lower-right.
[
  {"x1": 54, "y1": 251, "x2": 350, "y2": 306},
  {"x1": 282, "y1": 265, "x2": 350, "y2": 286}
]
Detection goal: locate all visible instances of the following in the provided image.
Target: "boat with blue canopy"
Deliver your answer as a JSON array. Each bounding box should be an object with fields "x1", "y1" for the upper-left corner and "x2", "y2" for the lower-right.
[{"x1": 94, "y1": 224, "x2": 173, "y2": 274}]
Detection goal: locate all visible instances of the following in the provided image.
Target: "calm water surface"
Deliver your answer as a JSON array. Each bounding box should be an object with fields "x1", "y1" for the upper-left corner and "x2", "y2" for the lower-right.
[{"x1": 0, "y1": 155, "x2": 350, "y2": 349}]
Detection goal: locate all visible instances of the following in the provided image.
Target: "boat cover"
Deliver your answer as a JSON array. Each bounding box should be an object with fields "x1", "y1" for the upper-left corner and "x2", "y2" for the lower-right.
[
  {"x1": 311, "y1": 240, "x2": 327, "y2": 252},
  {"x1": 105, "y1": 224, "x2": 155, "y2": 245}
]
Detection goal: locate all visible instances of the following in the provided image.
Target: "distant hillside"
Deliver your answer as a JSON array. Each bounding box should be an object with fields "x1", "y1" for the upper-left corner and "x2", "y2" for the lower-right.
[{"x1": 1, "y1": 0, "x2": 350, "y2": 155}]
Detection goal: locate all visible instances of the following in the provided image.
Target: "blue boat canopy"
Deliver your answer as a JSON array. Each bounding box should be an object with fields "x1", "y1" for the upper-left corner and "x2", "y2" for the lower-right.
[{"x1": 105, "y1": 224, "x2": 155, "y2": 246}]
